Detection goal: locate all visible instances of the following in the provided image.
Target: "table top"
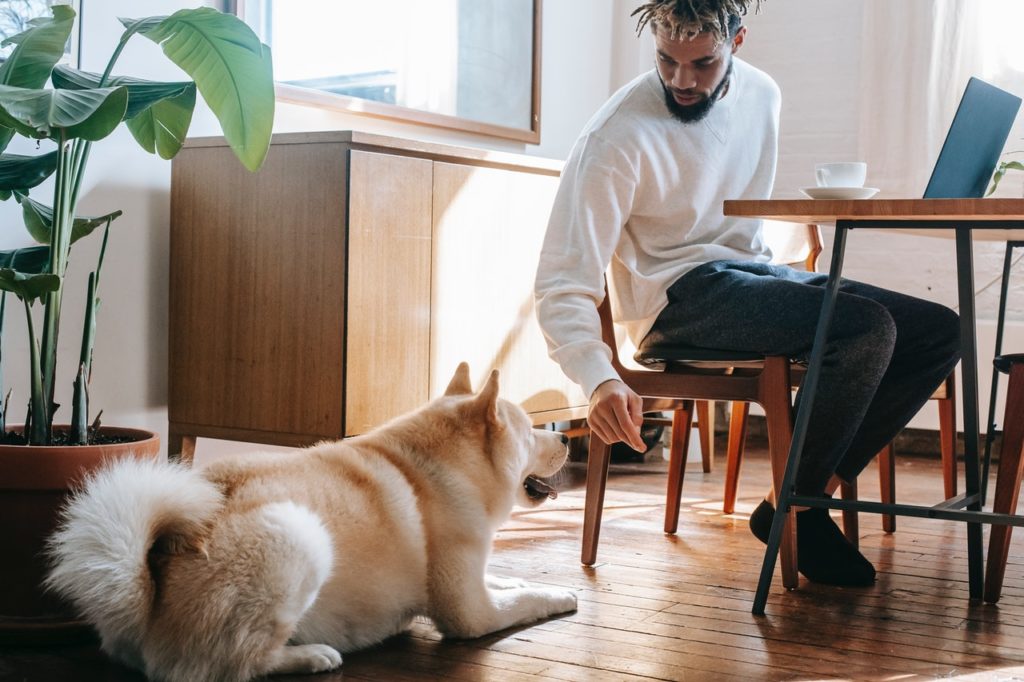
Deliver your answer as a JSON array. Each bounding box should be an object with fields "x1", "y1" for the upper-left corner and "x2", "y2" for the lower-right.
[{"x1": 724, "y1": 198, "x2": 1024, "y2": 223}]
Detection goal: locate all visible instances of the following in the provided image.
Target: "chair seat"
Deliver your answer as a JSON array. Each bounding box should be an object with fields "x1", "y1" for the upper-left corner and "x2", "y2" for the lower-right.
[
  {"x1": 994, "y1": 353, "x2": 1024, "y2": 375},
  {"x1": 634, "y1": 343, "x2": 782, "y2": 371}
]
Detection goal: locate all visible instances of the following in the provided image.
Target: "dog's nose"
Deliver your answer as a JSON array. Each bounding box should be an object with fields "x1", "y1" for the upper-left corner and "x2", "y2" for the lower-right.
[{"x1": 560, "y1": 434, "x2": 569, "y2": 445}]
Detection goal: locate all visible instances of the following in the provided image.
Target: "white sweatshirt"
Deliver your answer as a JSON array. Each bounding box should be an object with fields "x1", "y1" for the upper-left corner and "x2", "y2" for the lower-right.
[{"x1": 534, "y1": 58, "x2": 781, "y2": 399}]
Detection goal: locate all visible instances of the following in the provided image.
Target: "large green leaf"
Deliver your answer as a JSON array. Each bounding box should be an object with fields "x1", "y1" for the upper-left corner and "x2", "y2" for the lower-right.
[
  {"x1": 118, "y1": 16, "x2": 166, "y2": 36},
  {"x1": 15, "y1": 194, "x2": 121, "y2": 246},
  {"x1": 0, "y1": 4, "x2": 77, "y2": 154},
  {"x1": 0, "y1": 150, "x2": 58, "y2": 192},
  {"x1": 0, "y1": 84, "x2": 128, "y2": 140},
  {"x1": 0, "y1": 5, "x2": 75, "y2": 88},
  {"x1": 0, "y1": 268, "x2": 59, "y2": 302},
  {"x1": 51, "y1": 66, "x2": 195, "y2": 120},
  {"x1": 125, "y1": 86, "x2": 195, "y2": 159},
  {"x1": 51, "y1": 66, "x2": 197, "y2": 158},
  {"x1": 128, "y1": 8, "x2": 274, "y2": 171},
  {"x1": 0, "y1": 245, "x2": 50, "y2": 272}
]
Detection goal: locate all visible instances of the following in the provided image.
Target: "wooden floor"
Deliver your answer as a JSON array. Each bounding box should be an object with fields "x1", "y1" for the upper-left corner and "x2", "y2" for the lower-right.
[{"x1": 5, "y1": 440, "x2": 1024, "y2": 681}]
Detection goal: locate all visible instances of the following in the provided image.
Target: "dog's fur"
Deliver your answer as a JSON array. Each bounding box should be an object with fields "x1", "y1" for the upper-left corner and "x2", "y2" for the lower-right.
[{"x1": 46, "y1": 364, "x2": 575, "y2": 682}]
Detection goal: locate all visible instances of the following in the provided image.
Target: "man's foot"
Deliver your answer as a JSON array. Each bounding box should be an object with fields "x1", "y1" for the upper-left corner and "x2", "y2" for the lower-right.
[{"x1": 748, "y1": 498, "x2": 876, "y2": 586}]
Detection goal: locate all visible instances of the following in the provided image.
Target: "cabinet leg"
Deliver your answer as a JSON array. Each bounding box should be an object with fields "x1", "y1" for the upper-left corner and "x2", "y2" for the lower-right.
[{"x1": 168, "y1": 433, "x2": 197, "y2": 466}]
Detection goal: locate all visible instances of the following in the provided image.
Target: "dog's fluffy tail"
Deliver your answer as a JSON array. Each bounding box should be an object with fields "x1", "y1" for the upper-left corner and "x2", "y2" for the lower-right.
[{"x1": 46, "y1": 457, "x2": 223, "y2": 655}]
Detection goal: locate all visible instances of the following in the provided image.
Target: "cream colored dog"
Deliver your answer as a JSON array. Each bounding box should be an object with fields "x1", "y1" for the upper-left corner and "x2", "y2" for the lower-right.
[{"x1": 46, "y1": 364, "x2": 575, "y2": 682}]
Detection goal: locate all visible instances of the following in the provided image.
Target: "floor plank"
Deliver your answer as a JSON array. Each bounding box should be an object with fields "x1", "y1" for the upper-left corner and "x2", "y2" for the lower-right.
[{"x1": 4, "y1": 438, "x2": 1024, "y2": 680}]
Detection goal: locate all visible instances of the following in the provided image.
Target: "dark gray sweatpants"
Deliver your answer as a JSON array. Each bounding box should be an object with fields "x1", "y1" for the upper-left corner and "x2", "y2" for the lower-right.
[{"x1": 638, "y1": 259, "x2": 961, "y2": 496}]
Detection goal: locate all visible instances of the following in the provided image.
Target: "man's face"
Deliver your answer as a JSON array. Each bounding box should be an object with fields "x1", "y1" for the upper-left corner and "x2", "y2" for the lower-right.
[{"x1": 654, "y1": 25, "x2": 746, "y2": 123}]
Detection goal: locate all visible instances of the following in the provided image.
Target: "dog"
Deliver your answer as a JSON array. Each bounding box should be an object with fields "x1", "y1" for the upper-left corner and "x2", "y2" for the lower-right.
[{"x1": 46, "y1": 363, "x2": 576, "y2": 682}]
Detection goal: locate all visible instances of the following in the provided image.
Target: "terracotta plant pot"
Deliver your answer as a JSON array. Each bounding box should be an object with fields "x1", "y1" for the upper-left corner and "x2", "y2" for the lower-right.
[{"x1": 0, "y1": 426, "x2": 160, "y2": 645}]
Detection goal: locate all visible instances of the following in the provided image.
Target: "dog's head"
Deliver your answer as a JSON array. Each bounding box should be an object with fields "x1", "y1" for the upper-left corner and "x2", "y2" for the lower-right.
[{"x1": 443, "y1": 362, "x2": 569, "y2": 508}]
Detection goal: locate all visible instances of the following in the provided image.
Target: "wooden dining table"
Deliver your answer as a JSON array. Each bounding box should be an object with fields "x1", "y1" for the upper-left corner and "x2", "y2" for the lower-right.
[{"x1": 723, "y1": 197, "x2": 1024, "y2": 615}]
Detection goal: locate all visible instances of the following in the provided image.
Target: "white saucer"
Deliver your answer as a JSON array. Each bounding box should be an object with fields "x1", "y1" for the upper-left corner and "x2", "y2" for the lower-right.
[{"x1": 800, "y1": 186, "x2": 880, "y2": 200}]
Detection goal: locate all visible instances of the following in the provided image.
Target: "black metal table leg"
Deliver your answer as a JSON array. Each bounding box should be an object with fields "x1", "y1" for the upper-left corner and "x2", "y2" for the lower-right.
[
  {"x1": 955, "y1": 227, "x2": 985, "y2": 600},
  {"x1": 982, "y1": 241, "x2": 1024, "y2": 504},
  {"x1": 752, "y1": 222, "x2": 849, "y2": 616}
]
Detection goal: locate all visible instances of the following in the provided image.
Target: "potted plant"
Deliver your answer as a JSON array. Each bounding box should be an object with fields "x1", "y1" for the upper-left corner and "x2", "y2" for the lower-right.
[{"x1": 0, "y1": 4, "x2": 274, "y2": 642}]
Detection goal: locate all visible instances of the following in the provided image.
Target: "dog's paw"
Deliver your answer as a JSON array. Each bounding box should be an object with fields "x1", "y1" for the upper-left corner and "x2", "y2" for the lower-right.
[
  {"x1": 541, "y1": 588, "x2": 578, "y2": 615},
  {"x1": 486, "y1": 575, "x2": 530, "y2": 590},
  {"x1": 266, "y1": 644, "x2": 343, "y2": 675},
  {"x1": 304, "y1": 644, "x2": 343, "y2": 672}
]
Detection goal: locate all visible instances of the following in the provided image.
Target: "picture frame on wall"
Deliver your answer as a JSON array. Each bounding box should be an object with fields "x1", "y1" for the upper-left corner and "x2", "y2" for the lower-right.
[{"x1": 0, "y1": 0, "x2": 81, "y2": 67}]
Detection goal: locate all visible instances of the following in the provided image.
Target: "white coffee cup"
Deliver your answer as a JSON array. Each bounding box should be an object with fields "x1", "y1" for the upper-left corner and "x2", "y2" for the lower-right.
[{"x1": 815, "y1": 162, "x2": 867, "y2": 188}]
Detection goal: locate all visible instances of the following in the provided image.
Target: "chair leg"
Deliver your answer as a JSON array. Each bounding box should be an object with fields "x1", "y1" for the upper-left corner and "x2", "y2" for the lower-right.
[
  {"x1": 723, "y1": 401, "x2": 750, "y2": 514},
  {"x1": 938, "y1": 374, "x2": 958, "y2": 499},
  {"x1": 878, "y1": 443, "x2": 896, "y2": 533},
  {"x1": 665, "y1": 402, "x2": 694, "y2": 534},
  {"x1": 696, "y1": 400, "x2": 713, "y2": 473},
  {"x1": 984, "y1": 363, "x2": 1024, "y2": 603},
  {"x1": 761, "y1": 356, "x2": 798, "y2": 590},
  {"x1": 840, "y1": 479, "x2": 859, "y2": 548},
  {"x1": 582, "y1": 433, "x2": 613, "y2": 566}
]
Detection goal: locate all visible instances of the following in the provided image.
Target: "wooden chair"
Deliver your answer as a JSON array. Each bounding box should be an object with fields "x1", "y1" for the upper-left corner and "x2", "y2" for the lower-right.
[
  {"x1": 983, "y1": 353, "x2": 1024, "y2": 603},
  {"x1": 581, "y1": 243, "x2": 804, "y2": 588}
]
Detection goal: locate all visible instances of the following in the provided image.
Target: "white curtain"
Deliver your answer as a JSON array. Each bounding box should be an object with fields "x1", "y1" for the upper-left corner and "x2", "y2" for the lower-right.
[{"x1": 858, "y1": 0, "x2": 1024, "y2": 198}]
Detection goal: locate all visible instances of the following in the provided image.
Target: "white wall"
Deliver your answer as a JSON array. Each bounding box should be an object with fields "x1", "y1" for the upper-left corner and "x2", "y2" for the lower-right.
[{"x1": 4, "y1": 1, "x2": 1016, "y2": 457}]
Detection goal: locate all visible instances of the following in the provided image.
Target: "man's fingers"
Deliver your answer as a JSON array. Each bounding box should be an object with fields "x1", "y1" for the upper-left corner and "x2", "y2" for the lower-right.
[
  {"x1": 589, "y1": 414, "x2": 615, "y2": 445},
  {"x1": 611, "y1": 402, "x2": 646, "y2": 452},
  {"x1": 587, "y1": 380, "x2": 646, "y2": 451},
  {"x1": 628, "y1": 393, "x2": 644, "y2": 428}
]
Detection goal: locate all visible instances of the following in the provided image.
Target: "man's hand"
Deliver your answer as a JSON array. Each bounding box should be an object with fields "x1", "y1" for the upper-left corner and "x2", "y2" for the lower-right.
[{"x1": 588, "y1": 379, "x2": 645, "y2": 452}]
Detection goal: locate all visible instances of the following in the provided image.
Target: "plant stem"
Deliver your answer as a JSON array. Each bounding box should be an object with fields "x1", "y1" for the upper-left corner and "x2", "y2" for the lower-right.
[
  {"x1": 37, "y1": 138, "x2": 74, "y2": 441},
  {"x1": 70, "y1": 272, "x2": 96, "y2": 443},
  {"x1": 63, "y1": 26, "x2": 141, "y2": 437},
  {"x1": 25, "y1": 299, "x2": 45, "y2": 445},
  {"x1": 0, "y1": 292, "x2": 5, "y2": 433}
]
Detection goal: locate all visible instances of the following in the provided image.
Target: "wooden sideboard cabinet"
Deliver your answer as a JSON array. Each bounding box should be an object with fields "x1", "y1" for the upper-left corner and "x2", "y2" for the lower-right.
[{"x1": 168, "y1": 131, "x2": 587, "y2": 458}]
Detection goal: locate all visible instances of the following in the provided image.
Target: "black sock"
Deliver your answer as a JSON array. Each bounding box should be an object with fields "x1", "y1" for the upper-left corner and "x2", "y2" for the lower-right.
[{"x1": 748, "y1": 498, "x2": 876, "y2": 586}]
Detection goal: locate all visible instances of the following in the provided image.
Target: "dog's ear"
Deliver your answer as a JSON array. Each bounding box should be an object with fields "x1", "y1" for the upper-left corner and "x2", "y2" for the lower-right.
[
  {"x1": 444, "y1": 362, "x2": 473, "y2": 396},
  {"x1": 474, "y1": 368, "x2": 500, "y2": 425}
]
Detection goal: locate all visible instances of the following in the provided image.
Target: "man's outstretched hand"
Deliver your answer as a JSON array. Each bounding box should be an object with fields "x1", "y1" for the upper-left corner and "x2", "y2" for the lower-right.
[{"x1": 588, "y1": 379, "x2": 645, "y2": 452}]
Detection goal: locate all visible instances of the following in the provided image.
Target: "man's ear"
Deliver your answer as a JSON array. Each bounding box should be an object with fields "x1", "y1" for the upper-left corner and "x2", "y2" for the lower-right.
[
  {"x1": 730, "y1": 25, "x2": 747, "y2": 54},
  {"x1": 473, "y1": 369, "x2": 501, "y2": 425},
  {"x1": 444, "y1": 362, "x2": 473, "y2": 396}
]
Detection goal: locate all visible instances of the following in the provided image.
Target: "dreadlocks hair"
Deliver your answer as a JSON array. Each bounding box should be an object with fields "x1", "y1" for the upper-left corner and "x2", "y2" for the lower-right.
[{"x1": 632, "y1": 0, "x2": 762, "y2": 44}]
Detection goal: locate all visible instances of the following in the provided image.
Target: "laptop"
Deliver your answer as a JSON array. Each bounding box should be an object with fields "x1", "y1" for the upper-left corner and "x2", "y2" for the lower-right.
[{"x1": 923, "y1": 76, "x2": 1022, "y2": 199}]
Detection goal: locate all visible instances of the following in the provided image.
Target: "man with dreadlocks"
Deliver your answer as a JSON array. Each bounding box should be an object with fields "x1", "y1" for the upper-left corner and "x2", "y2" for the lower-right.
[{"x1": 534, "y1": 0, "x2": 960, "y2": 587}]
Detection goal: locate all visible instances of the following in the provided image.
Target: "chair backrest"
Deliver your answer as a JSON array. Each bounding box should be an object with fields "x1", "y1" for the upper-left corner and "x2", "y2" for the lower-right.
[{"x1": 762, "y1": 221, "x2": 822, "y2": 272}]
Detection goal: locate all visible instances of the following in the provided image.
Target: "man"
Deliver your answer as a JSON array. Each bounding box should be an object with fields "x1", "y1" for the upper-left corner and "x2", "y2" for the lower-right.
[{"x1": 534, "y1": 0, "x2": 960, "y2": 586}]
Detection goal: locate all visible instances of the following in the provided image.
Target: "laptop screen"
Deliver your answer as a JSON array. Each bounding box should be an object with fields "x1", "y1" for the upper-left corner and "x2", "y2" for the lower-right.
[{"x1": 922, "y1": 77, "x2": 1021, "y2": 199}]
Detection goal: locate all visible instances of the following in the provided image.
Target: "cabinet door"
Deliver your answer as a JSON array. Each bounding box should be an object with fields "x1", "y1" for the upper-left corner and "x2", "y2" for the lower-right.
[
  {"x1": 169, "y1": 142, "x2": 349, "y2": 442},
  {"x1": 430, "y1": 162, "x2": 587, "y2": 420},
  {"x1": 344, "y1": 151, "x2": 433, "y2": 435}
]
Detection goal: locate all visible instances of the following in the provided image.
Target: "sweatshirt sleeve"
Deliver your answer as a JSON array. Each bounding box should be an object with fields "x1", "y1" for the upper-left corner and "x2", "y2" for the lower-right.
[{"x1": 534, "y1": 134, "x2": 638, "y2": 399}]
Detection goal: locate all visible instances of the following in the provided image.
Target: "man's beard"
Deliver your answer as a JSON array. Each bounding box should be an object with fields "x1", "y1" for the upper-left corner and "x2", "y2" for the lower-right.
[{"x1": 661, "y1": 59, "x2": 734, "y2": 124}]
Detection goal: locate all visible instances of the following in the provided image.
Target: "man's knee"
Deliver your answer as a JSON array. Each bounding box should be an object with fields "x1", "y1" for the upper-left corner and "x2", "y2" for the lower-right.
[
  {"x1": 851, "y1": 298, "x2": 898, "y2": 349},
  {"x1": 933, "y1": 304, "x2": 961, "y2": 355},
  {"x1": 909, "y1": 301, "x2": 961, "y2": 361},
  {"x1": 829, "y1": 299, "x2": 897, "y2": 371}
]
